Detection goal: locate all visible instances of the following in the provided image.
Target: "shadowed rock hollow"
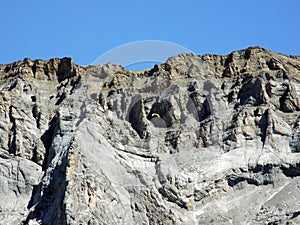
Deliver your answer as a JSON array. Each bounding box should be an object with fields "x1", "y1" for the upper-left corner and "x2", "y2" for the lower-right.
[{"x1": 0, "y1": 47, "x2": 300, "y2": 224}]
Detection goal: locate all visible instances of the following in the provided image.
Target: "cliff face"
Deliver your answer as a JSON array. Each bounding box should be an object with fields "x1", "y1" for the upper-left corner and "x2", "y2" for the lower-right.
[{"x1": 0, "y1": 47, "x2": 299, "y2": 225}]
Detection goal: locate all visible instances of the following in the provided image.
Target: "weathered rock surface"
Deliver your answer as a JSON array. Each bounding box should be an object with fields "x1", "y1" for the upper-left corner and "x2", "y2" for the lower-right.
[{"x1": 0, "y1": 47, "x2": 299, "y2": 224}]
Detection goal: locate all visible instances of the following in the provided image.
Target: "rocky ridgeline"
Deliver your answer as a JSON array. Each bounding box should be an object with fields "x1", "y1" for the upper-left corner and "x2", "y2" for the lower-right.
[{"x1": 0, "y1": 47, "x2": 299, "y2": 224}]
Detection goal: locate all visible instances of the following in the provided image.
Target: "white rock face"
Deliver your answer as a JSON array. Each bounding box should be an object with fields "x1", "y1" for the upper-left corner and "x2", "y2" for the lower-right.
[{"x1": 0, "y1": 47, "x2": 300, "y2": 224}]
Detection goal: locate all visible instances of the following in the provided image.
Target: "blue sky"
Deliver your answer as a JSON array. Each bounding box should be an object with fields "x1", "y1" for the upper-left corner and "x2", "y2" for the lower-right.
[{"x1": 1, "y1": 1, "x2": 300, "y2": 67}]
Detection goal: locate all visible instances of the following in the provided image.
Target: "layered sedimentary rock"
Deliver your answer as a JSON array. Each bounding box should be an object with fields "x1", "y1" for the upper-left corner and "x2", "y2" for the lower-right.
[{"x1": 0, "y1": 47, "x2": 299, "y2": 224}]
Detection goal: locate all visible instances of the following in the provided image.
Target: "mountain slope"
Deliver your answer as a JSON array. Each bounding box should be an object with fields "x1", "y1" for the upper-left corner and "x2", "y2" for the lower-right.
[{"x1": 0, "y1": 47, "x2": 299, "y2": 225}]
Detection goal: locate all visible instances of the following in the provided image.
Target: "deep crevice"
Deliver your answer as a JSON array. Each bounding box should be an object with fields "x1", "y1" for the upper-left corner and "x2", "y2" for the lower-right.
[
  {"x1": 281, "y1": 163, "x2": 300, "y2": 177},
  {"x1": 128, "y1": 99, "x2": 148, "y2": 139},
  {"x1": 24, "y1": 148, "x2": 68, "y2": 225},
  {"x1": 189, "y1": 92, "x2": 211, "y2": 122},
  {"x1": 41, "y1": 115, "x2": 59, "y2": 170},
  {"x1": 8, "y1": 105, "x2": 17, "y2": 155},
  {"x1": 258, "y1": 110, "x2": 269, "y2": 145},
  {"x1": 55, "y1": 92, "x2": 66, "y2": 105}
]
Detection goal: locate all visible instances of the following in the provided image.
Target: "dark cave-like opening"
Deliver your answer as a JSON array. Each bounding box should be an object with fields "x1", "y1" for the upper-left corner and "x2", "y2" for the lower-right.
[{"x1": 146, "y1": 100, "x2": 174, "y2": 128}]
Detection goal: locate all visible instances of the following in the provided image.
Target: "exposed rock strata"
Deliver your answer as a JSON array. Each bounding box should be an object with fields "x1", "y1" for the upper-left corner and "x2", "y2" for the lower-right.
[{"x1": 0, "y1": 47, "x2": 299, "y2": 224}]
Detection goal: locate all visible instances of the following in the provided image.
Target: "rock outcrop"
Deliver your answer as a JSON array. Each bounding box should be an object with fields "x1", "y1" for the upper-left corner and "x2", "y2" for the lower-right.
[{"x1": 0, "y1": 47, "x2": 300, "y2": 224}]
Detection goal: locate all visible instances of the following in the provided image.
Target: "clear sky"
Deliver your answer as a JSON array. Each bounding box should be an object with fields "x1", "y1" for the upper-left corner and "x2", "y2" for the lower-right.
[{"x1": 1, "y1": 0, "x2": 300, "y2": 66}]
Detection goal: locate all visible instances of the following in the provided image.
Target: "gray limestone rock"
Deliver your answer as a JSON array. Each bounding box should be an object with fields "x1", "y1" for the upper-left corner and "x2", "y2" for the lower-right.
[{"x1": 0, "y1": 47, "x2": 299, "y2": 224}]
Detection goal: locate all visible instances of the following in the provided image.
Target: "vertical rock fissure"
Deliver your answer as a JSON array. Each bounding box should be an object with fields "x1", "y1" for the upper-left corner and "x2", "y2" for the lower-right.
[
  {"x1": 8, "y1": 105, "x2": 17, "y2": 155},
  {"x1": 24, "y1": 137, "x2": 72, "y2": 225},
  {"x1": 41, "y1": 115, "x2": 59, "y2": 170}
]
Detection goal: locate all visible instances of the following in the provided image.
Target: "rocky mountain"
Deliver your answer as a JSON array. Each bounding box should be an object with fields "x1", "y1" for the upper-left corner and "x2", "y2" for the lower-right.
[{"x1": 0, "y1": 46, "x2": 299, "y2": 225}]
